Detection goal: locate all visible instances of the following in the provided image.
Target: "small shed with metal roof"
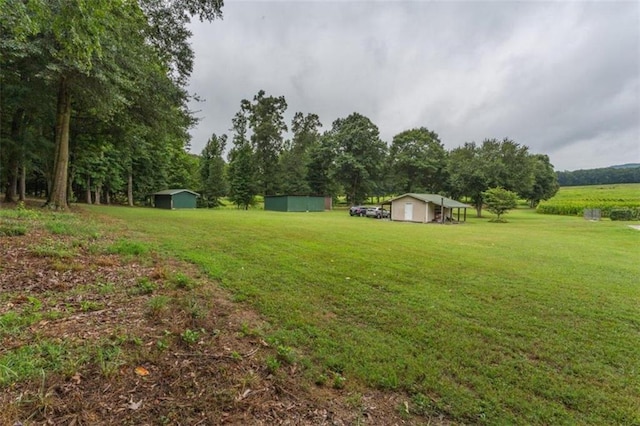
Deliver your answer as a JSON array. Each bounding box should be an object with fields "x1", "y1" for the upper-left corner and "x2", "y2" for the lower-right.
[
  {"x1": 153, "y1": 189, "x2": 199, "y2": 209},
  {"x1": 382, "y1": 193, "x2": 471, "y2": 223}
]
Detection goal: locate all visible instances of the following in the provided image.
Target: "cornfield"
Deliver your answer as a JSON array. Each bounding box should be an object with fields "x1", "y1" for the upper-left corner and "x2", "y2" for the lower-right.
[{"x1": 537, "y1": 184, "x2": 640, "y2": 217}]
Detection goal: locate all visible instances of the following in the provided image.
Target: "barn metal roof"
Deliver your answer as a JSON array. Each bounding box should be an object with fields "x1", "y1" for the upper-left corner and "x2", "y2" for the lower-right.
[
  {"x1": 153, "y1": 189, "x2": 200, "y2": 196},
  {"x1": 384, "y1": 193, "x2": 471, "y2": 208}
]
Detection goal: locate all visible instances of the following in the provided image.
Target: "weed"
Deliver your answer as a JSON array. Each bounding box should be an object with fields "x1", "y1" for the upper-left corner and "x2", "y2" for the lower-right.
[
  {"x1": 133, "y1": 277, "x2": 155, "y2": 295},
  {"x1": 29, "y1": 239, "x2": 75, "y2": 258},
  {"x1": 182, "y1": 295, "x2": 207, "y2": 320},
  {"x1": 147, "y1": 295, "x2": 170, "y2": 318},
  {"x1": 128, "y1": 336, "x2": 143, "y2": 346},
  {"x1": 26, "y1": 296, "x2": 43, "y2": 311},
  {"x1": 332, "y1": 373, "x2": 346, "y2": 389},
  {"x1": 265, "y1": 355, "x2": 280, "y2": 374},
  {"x1": 0, "y1": 310, "x2": 42, "y2": 336},
  {"x1": 80, "y1": 301, "x2": 103, "y2": 312},
  {"x1": 231, "y1": 293, "x2": 248, "y2": 303},
  {"x1": 51, "y1": 260, "x2": 85, "y2": 272},
  {"x1": 314, "y1": 373, "x2": 328, "y2": 386},
  {"x1": 107, "y1": 239, "x2": 150, "y2": 256},
  {"x1": 0, "y1": 203, "x2": 40, "y2": 220},
  {"x1": 181, "y1": 328, "x2": 201, "y2": 345},
  {"x1": 345, "y1": 392, "x2": 363, "y2": 409},
  {"x1": 156, "y1": 339, "x2": 170, "y2": 352},
  {"x1": 96, "y1": 344, "x2": 123, "y2": 378},
  {"x1": 240, "y1": 370, "x2": 260, "y2": 388},
  {"x1": 276, "y1": 344, "x2": 296, "y2": 365},
  {"x1": 171, "y1": 272, "x2": 195, "y2": 290},
  {"x1": 97, "y1": 282, "x2": 116, "y2": 294},
  {"x1": 239, "y1": 322, "x2": 262, "y2": 337},
  {"x1": 45, "y1": 217, "x2": 100, "y2": 238},
  {"x1": 45, "y1": 221, "x2": 74, "y2": 235},
  {"x1": 0, "y1": 342, "x2": 70, "y2": 385},
  {"x1": 410, "y1": 392, "x2": 434, "y2": 416},
  {"x1": 0, "y1": 223, "x2": 27, "y2": 236}
]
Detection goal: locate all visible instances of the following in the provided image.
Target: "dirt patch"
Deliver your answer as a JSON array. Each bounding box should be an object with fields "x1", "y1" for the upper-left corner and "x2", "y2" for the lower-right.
[{"x1": 0, "y1": 206, "x2": 447, "y2": 425}]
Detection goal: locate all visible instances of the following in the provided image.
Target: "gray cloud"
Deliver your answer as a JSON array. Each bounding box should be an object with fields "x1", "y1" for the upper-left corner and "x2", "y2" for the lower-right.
[{"x1": 186, "y1": 1, "x2": 640, "y2": 171}]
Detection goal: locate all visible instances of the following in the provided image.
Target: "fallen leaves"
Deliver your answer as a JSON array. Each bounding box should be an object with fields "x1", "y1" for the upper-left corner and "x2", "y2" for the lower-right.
[
  {"x1": 134, "y1": 366, "x2": 150, "y2": 377},
  {"x1": 127, "y1": 398, "x2": 143, "y2": 410}
]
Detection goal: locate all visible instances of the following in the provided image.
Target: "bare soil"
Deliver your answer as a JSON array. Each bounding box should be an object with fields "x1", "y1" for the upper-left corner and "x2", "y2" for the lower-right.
[{"x1": 0, "y1": 205, "x2": 447, "y2": 425}]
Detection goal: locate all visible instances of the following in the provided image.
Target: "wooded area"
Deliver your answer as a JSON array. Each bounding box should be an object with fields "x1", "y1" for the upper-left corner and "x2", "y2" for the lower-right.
[
  {"x1": 556, "y1": 164, "x2": 640, "y2": 186},
  {"x1": 1, "y1": 0, "x2": 223, "y2": 210}
]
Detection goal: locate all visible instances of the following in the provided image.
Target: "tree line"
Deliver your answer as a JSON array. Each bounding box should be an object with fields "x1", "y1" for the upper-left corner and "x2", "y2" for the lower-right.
[
  {"x1": 556, "y1": 165, "x2": 640, "y2": 186},
  {"x1": 202, "y1": 90, "x2": 559, "y2": 216}
]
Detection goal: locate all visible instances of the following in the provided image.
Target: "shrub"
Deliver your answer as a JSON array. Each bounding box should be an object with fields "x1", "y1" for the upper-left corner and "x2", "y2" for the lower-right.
[
  {"x1": 482, "y1": 187, "x2": 518, "y2": 222},
  {"x1": 610, "y1": 208, "x2": 633, "y2": 221}
]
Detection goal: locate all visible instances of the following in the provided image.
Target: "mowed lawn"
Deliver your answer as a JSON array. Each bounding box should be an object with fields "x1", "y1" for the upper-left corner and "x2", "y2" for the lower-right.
[{"x1": 90, "y1": 205, "x2": 640, "y2": 425}]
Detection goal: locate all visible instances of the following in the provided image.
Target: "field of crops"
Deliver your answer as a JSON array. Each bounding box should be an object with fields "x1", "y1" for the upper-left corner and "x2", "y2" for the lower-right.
[{"x1": 536, "y1": 183, "x2": 640, "y2": 217}]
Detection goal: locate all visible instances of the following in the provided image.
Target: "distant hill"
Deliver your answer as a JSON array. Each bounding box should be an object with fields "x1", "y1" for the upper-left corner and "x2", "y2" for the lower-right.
[
  {"x1": 609, "y1": 163, "x2": 640, "y2": 169},
  {"x1": 557, "y1": 164, "x2": 640, "y2": 186}
]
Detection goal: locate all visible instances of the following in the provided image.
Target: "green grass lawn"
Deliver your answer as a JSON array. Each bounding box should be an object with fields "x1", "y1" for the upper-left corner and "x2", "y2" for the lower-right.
[{"x1": 89, "y1": 205, "x2": 640, "y2": 425}]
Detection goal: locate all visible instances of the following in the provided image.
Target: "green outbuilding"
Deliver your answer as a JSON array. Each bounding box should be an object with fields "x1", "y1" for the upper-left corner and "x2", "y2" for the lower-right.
[
  {"x1": 153, "y1": 189, "x2": 199, "y2": 209},
  {"x1": 264, "y1": 195, "x2": 327, "y2": 212}
]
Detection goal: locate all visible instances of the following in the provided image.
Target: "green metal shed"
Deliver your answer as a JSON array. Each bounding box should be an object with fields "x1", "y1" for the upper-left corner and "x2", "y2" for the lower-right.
[
  {"x1": 264, "y1": 195, "x2": 326, "y2": 212},
  {"x1": 153, "y1": 189, "x2": 199, "y2": 209}
]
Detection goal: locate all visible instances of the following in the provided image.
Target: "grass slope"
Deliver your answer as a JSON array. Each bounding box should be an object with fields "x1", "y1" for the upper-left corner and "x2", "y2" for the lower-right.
[{"x1": 90, "y1": 206, "x2": 640, "y2": 425}]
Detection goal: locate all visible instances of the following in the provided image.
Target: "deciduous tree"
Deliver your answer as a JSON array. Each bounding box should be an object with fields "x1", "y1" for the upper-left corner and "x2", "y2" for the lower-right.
[
  {"x1": 200, "y1": 133, "x2": 228, "y2": 207},
  {"x1": 482, "y1": 187, "x2": 518, "y2": 222},
  {"x1": 227, "y1": 112, "x2": 256, "y2": 209},
  {"x1": 240, "y1": 90, "x2": 288, "y2": 196},
  {"x1": 331, "y1": 113, "x2": 387, "y2": 204},
  {"x1": 279, "y1": 112, "x2": 322, "y2": 195},
  {"x1": 520, "y1": 154, "x2": 559, "y2": 207},
  {"x1": 389, "y1": 127, "x2": 447, "y2": 194}
]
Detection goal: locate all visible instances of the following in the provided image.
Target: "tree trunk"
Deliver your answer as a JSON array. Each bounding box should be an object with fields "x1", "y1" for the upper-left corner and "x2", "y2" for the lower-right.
[
  {"x1": 4, "y1": 163, "x2": 18, "y2": 203},
  {"x1": 19, "y1": 165, "x2": 26, "y2": 201},
  {"x1": 5, "y1": 108, "x2": 25, "y2": 203},
  {"x1": 94, "y1": 183, "x2": 101, "y2": 205},
  {"x1": 105, "y1": 189, "x2": 111, "y2": 205},
  {"x1": 49, "y1": 75, "x2": 72, "y2": 210},
  {"x1": 86, "y1": 176, "x2": 92, "y2": 204},
  {"x1": 127, "y1": 170, "x2": 134, "y2": 206}
]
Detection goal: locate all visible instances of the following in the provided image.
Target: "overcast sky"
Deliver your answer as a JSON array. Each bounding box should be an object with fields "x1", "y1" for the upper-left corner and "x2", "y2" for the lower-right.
[{"x1": 186, "y1": 0, "x2": 640, "y2": 171}]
